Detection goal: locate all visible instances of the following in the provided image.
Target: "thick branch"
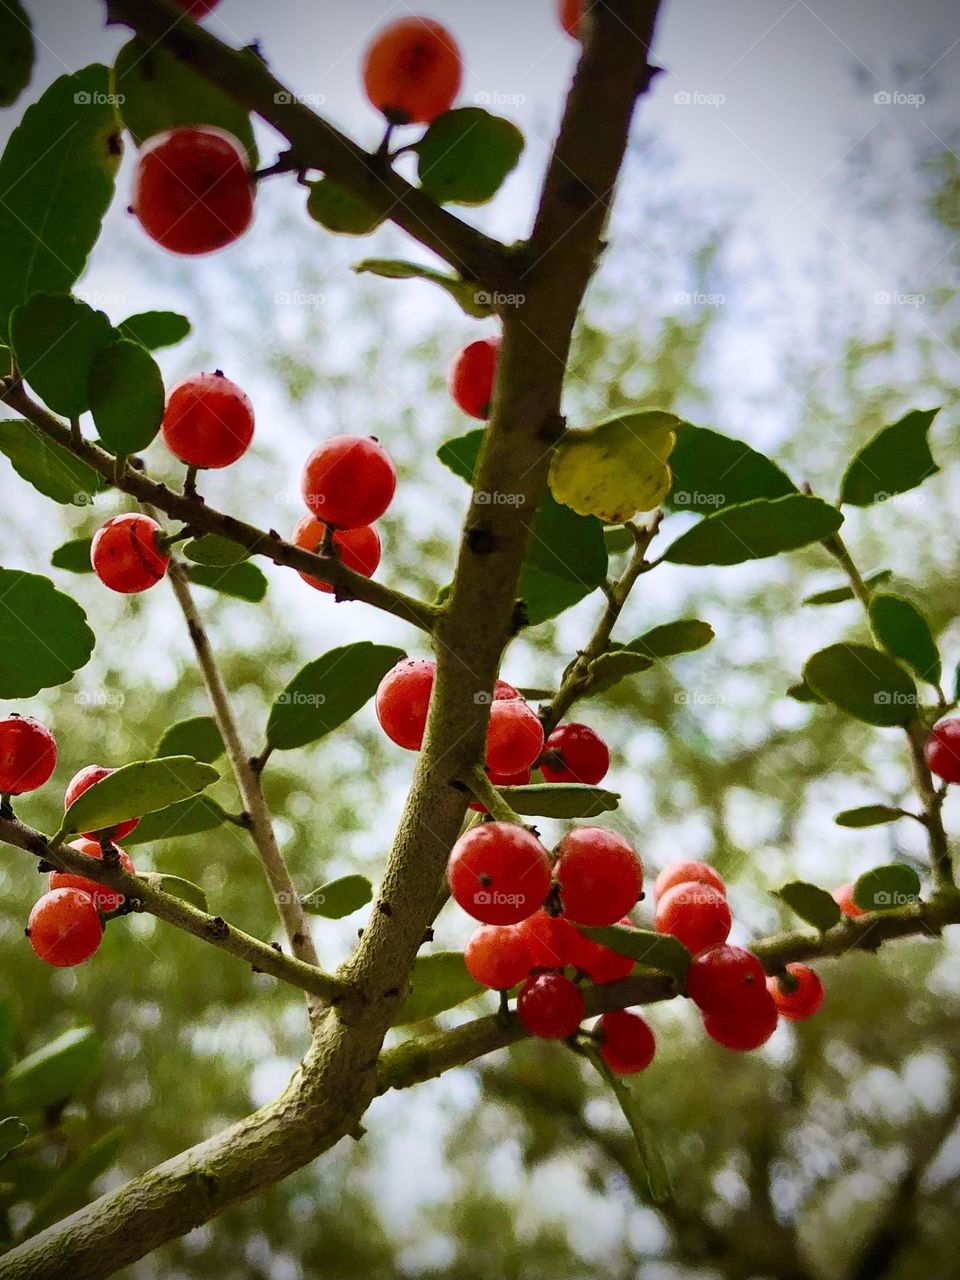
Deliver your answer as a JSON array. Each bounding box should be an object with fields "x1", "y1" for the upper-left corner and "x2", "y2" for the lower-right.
[
  {"x1": 103, "y1": 0, "x2": 510, "y2": 290},
  {"x1": 165, "y1": 558, "x2": 323, "y2": 1019},
  {"x1": 0, "y1": 813, "x2": 346, "y2": 1004},
  {"x1": 0, "y1": 380, "x2": 437, "y2": 633}
]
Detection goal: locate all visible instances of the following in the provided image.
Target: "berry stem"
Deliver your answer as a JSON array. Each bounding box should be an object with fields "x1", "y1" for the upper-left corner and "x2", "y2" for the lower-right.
[
  {"x1": 823, "y1": 532, "x2": 954, "y2": 888},
  {"x1": 541, "y1": 513, "x2": 663, "y2": 734},
  {"x1": 164, "y1": 553, "x2": 327, "y2": 1025},
  {"x1": 0, "y1": 792, "x2": 12, "y2": 819},
  {"x1": 464, "y1": 765, "x2": 524, "y2": 825}
]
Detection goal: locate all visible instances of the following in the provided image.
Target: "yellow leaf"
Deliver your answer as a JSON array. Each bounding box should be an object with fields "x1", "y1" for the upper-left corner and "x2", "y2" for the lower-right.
[{"x1": 549, "y1": 412, "x2": 680, "y2": 524}]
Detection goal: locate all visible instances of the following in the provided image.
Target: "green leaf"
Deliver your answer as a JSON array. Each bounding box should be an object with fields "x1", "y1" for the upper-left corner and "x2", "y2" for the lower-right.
[
  {"x1": 22, "y1": 1128, "x2": 122, "y2": 1237},
  {"x1": 663, "y1": 494, "x2": 843, "y2": 566},
  {"x1": 182, "y1": 534, "x2": 249, "y2": 567},
  {"x1": 548, "y1": 412, "x2": 679, "y2": 523},
  {"x1": 61, "y1": 756, "x2": 220, "y2": 837},
  {"x1": 2, "y1": 1027, "x2": 101, "y2": 1113},
  {"x1": 834, "y1": 804, "x2": 908, "y2": 829},
  {"x1": 579, "y1": 926, "x2": 691, "y2": 979},
  {"x1": 186, "y1": 562, "x2": 267, "y2": 603},
  {"x1": 156, "y1": 716, "x2": 224, "y2": 764},
  {"x1": 302, "y1": 874, "x2": 373, "y2": 919},
  {"x1": 803, "y1": 643, "x2": 918, "y2": 727},
  {"x1": 118, "y1": 310, "x2": 190, "y2": 350},
  {"x1": 417, "y1": 107, "x2": 524, "y2": 205},
  {"x1": 853, "y1": 864, "x2": 922, "y2": 912},
  {"x1": 629, "y1": 619, "x2": 715, "y2": 660},
  {"x1": 144, "y1": 873, "x2": 208, "y2": 912},
  {"x1": 0, "y1": 420, "x2": 104, "y2": 506},
  {"x1": 122, "y1": 794, "x2": 227, "y2": 846},
  {"x1": 0, "y1": 0, "x2": 33, "y2": 107},
  {"x1": 0, "y1": 1118, "x2": 28, "y2": 1163},
  {"x1": 10, "y1": 293, "x2": 114, "y2": 417},
  {"x1": 587, "y1": 649, "x2": 653, "y2": 694},
  {"x1": 583, "y1": 1043, "x2": 670, "y2": 1203},
  {"x1": 869, "y1": 592, "x2": 941, "y2": 687},
  {"x1": 354, "y1": 259, "x2": 494, "y2": 319},
  {"x1": 306, "y1": 179, "x2": 384, "y2": 235},
  {"x1": 773, "y1": 881, "x2": 841, "y2": 931},
  {"x1": 666, "y1": 424, "x2": 796, "y2": 512},
  {"x1": 500, "y1": 784, "x2": 620, "y2": 819},
  {"x1": 786, "y1": 680, "x2": 825, "y2": 704},
  {"x1": 113, "y1": 37, "x2": 258, "y2": 165},
  {"x1": 802, "y1": 569, "x2": 892, "y2": 606},
  {"x1": 267, "y1": 642, "x2": 405, "y2": 751},
  {"x1": 392, "y1": 952, "x2": 484, "y2": 1026},
  {"x1": 438, "y1": 429, "x2": 608, "y2": 625},
  {"x1": 839, "y1": 408, "x2": 940, "y2": 507},
  {"x1": 0, "y1": 65, "x2": 122, "y2": 330},
  {"x1": 51, "y1": 537, "x2": 94, "y2": 574},
  {"x1": 88, "y1": 339, "x2": 165, "y2": 456},
  {"x1": 0, "y1": 568, "x2": 94, "y2": 697}
]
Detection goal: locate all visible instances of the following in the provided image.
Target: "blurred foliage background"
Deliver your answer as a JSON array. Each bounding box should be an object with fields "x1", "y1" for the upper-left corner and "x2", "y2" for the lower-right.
[{"x1": 2, "y1": 19, "x2": 960, "y2": 1279}]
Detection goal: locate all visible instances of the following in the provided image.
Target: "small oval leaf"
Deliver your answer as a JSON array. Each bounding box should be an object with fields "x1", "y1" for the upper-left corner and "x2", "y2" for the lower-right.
[
  {"x1": 148, "y1": 873, "x2": 208, "y2": 912},
  {"x1": 853, "y1": 864, "x2": 922, "y2": 913},
  {"x1": 0, "y1": 421, "x2": 104, "y2": 506},
  {"x1": 579, "y1": 926, "x2": 691, "y2": 978},
  {"x1": 0, "y1": 0, "x2": 33, "y2": 108},
  {"x1": 417, "y1": 107, "x2": 524, "y2": 205},
  {"x1": 804, "y1": 643, "x2": 918, "y2": 727},
  {"x1": 267, "y1": 643, "x2": 405, "y2": 752},
  {"x1": 834, "y1": 804, "x2": 907, "y2": 829},
  {"x1": 118, "y1": 310, "x2": 190, "y2": 350},
  {"x1": 2, "y1": 1027, "x2": 101, "y2": 1113},
  {"x1": 549, "y1": 412, "x2": 678, "y2": 524},
  {"x1": 302, "y1": 874, "x2": 373, "y2": 919},
  {"x1": 186, "y1": 561, "x2": 267, "y2": 602},
  {"x1": 122, "y1": 794, "x2": 227, "y2": 846},
  {"x1": 307, "y1": 178, "x2": 384, "y2": 235},
  {"x1": 500, "y1": 783, "x2": 620, "y2": 819},
  {"x1": 11, "y1": 293, "x2": 114, "y2": 417},
  {"x1": 664, "y1": 494, "x2": 843, "y2": 566},
  {"x1": 392, "y1": 952, "x2": 484, "y2": 1026},
  {"x1": 354, "y1": 259, "x2": 494, "y2": 318},
  {"x1": 773, "y1": 880, "x2": 841, "y2": 932},
  {"x1": 0, "y1": 568, "x2": 95, "y2": 697},
  {"x1": 62, "y1": 757, "x2": 220, "y2": 837},
  {"x1": 840, "y1": 408, "x2": 940, "y2": 507},
  {"x1": 88, "y1": 338, "x2": 165, "y2": 455},
  {"x1": 51, "y1": 537, "x2": 95, "y2": 574},
  {"x1": 869, "y1": 592, "x2": 941, "y2": 688},
  {"x1": 156, "y1": 716, "x2": 225, "y2": 764}
]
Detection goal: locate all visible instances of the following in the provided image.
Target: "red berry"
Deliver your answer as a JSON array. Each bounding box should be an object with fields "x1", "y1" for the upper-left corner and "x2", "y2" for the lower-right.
[
  {"x1": 598, "y1": 1009, "x2": 656, "y2": 1075},
  {"x1": 0, "y1": 715, "x2": 57, "y2": 795},
  {"x1": 27, "y1": 888, "x2": 103, "y2": 967},
  {"x1": 362, "y1": 17, "x2": 462, "y2": 125},
  {"x1": 571, "y1": 918, "x2": 636, "y2": 984},
  {"x1": 468, "y1": 766, "x2": 532, "y2": 813},
  {"x1": 540, "y1": 722, "x2": 610, "y2": 786},
  {"x1": 832, "y1": 882, "x2": 864, "y2": 919},
  {"x1": 653, "y1": 859, "x2": 726, "y2": 904},
  {"x1": 767, "y1": 963, "x2": 824, "y2": 1021},
  {"x1": 91, "y1": 514, "x2": 169, "y2": 594},
  {"x1": 686, "y1": 945, "x2": 765, "y2": 1014},
  {"x1": 554, "y1": 827, "x2": 643, "y2": 927},
  {"x1": 447, "y1": 822, "x2": 551, "y2": 925},
  {"x1": 494, "y1": 679, "x2": 521, "y2": 701},
  {"x1": 162, "y1": 371, "x2": 254, "y2": 469},
  {"x1": 132, "y1": 126, "x2": 254, "y2": 256},
  {"x1": 49, "y1": 838, "x2": 136, "y2": 914},
  {"x1": 485, "y1": 698, "x2": 544, "y2": 776},
  {"x1": 376, "y1": 658, "x2": 436, "y2": 750},
  {"x1": 64, "y1": 765, "x2": 140, "y2": 841},
  {"x1": 292, "y1": 515, "x2": 381, "y2": 594},
  {"x1": 925, "y1": 719, "x2": 960, "y2": 785},
  {"x1": 464, "y1": 923, "x2": 532, "y2": 989},
  {"x1": 449, "y1": 337, "x2": 500, "y2": 419},
  {"x1": 516, "y1": 909, "x2": 581, "y2": 969},
  {"x1": 301, "y1": 435, "x2": 397, "y2": 530},
  {"x1": 559, "y1": 0, "x2": 584, "y2": 38},
  {"x1": 703, "y1": 990, "x2": 778, "y2": 1051},
  {"x1": 171, "y1": 0, "x2": 221, "y2": 15},
  {"x1": 517, "y1": 971, "x2": 584, "y2": 1039},
  {"x1": 655, "y1": 881, "x2": 731, "y2": 954}
]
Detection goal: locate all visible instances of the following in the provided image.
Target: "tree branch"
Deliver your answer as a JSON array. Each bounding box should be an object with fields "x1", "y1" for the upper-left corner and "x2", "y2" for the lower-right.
[
  {"x1": 0, "y1": 813, "x2": 346, "y2": 1004},
  {"x1": 0, "y1": 380, "x2": 437, "y2": 634},
  {"x1": 102, "y1": 0, "x2": 511, "y2": 290},
  {"x1": 164, "y1": 557, "x2": 323, "y2": 1022}
]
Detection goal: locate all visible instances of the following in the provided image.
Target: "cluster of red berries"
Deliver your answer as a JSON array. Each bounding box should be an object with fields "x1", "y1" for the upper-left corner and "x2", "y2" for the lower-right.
[
  {"x1": 292, "y1": 435, "x2": 396, "y2": 594},
  {"x1": 448, "y1": 819, "x2": 654, "y2": 1074},
  {"x1": 375, "y1": 658, "x2": 610, "y2": 798},
  {"x1": 0, "y1": 715, "x2": 139, "y2": 969},
  {"x1": 925, "y1": 718, "x2": 960, "y2": 785},
  {"x1": 90, "y1": 371, "x2": 255, "y2": 595},
  {"x1": 653, "y1": 861, "x2": 824, "y2": 1048}
]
